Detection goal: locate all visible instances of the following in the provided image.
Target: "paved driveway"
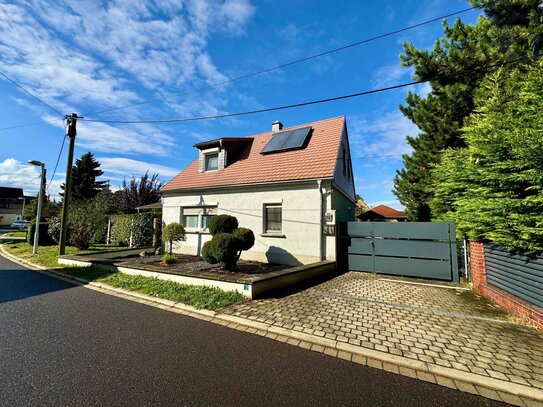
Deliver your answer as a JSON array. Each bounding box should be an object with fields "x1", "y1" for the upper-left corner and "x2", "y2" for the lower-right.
[{"x1": 223, "y1": 272, "x2": 543, "y2": 392}]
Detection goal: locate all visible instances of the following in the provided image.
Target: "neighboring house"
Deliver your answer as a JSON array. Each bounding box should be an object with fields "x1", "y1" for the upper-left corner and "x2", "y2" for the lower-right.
[
  {"x1": 161, "y1": 116, "x2": 356, "y2": 266},
  {"x1": 0, "y1": 187, "x2": 32, "y2": 225},
  {"x1": 356, "y1": 197, "x2": 370, "y2": 212},
  {"x1": 357, "y1": 204, "x2": 408, "y2": 222},
  {"x1": 136, "y1": 202, "x2": 163, "y2": 213}
]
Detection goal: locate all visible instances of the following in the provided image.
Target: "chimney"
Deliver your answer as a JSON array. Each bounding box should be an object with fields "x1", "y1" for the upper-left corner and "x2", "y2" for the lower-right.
[{"x1": 272, "y1": 120, "x2": 283, "y2": 133}]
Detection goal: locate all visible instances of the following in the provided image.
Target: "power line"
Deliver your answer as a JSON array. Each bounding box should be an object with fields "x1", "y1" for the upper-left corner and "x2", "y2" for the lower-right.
[
  {"x1": 0, "y1": 118, "x2": 62, "y2": 132},
  {"x1": 47, "y1": 134, "x2": 67, "y2": 192},
  {"x1": 16, "y1": 174, "x2": 42, "y2": 187},
  {"x1": 0, "y1": 70, "x2": 64, "y2": 117},
  {"x1": 82, "y1": 6, "x2": 478, "y2": 117},
  {"x1": 0, "y1": 172, "x2": 39, "y2": 176},
  {"x1": 83, "y1": 57, "x2": 523, "y2": 126},
  {"x1": 0, "y1": 7, "x2": 478, "y2": 131}
]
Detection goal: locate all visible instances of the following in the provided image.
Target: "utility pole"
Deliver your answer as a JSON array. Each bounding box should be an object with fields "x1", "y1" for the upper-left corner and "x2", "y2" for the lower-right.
[{"x1": 59, "y1": 113, "x2": 78, "y2": 255}]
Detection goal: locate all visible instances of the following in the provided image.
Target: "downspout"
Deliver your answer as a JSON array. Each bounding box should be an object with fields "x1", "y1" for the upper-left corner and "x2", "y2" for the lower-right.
[{"x1": 318, "y1": 180, "x2": 324, "y2": 261}]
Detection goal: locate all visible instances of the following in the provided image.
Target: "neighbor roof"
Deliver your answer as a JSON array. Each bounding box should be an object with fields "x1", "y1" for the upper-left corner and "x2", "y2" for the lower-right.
[
  {"x1": 162, "y1": 116, "x2": 345, "y2": 192},
  {"x1": 0, "y1": 186, "x2": 24, "y2": 199},
  {"x1": 362, "y1": 204, "x2": 407, "y2": 219}
]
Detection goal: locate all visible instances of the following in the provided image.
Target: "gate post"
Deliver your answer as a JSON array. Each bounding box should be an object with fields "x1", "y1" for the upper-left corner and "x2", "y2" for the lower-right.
[
  {"x1": 449, "y1": 222, "x2": 459, "y2": 282},
  {"x1": 337, "y1": 222, "x2": 349, "y2": 272}
]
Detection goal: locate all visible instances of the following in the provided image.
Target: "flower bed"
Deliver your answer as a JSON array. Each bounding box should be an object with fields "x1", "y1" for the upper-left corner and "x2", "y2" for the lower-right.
[{"x1": 122, "y1": 253, "x2": 287, "y2": 275}]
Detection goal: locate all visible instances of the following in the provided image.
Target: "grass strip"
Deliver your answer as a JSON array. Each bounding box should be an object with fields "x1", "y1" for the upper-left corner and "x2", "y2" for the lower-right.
[
  {"x1": 3, "y1": 231, "x2": 26, "y2": 237},
  {"x1": 62, "y1": 266, "x2": 246, "y2": 310},
  {"x1": 3, "y1": 242, "x2": 123, "y2": 269},
  {"x1": 3, "y1": 242, "x2": 246, "y2": 310}
]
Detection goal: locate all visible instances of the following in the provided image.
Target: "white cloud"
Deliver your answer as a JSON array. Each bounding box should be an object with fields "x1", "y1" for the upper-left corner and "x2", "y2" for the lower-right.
[
  {"x1": 97, "y1": 157, "x2": 180, "y2": 179},
  {"x1": 371, "y1": 64, "x2": 410, "y2": 88},
  {"x1": 348, "y1": 110, "x2": 419, "y2": 159},
  {"x1": 412, "y1": 82, "x2": 432, "y2": 97},
  {"x1": 0, "y1": 158, "x2": 42, "y2": 196},
  {"x1": 0, "y1": 1, "x2": 255, "y2": 158}
]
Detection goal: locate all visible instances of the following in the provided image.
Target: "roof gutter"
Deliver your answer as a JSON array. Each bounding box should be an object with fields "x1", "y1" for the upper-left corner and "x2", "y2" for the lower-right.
[{"x1": 161, "y1": 177, "x2": 334, "y2": 195}]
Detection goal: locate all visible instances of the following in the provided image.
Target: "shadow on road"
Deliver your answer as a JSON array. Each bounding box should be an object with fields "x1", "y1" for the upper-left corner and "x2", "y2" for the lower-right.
[{"x1": 0, "y1": 266, "x2": 74, "y2": 304}]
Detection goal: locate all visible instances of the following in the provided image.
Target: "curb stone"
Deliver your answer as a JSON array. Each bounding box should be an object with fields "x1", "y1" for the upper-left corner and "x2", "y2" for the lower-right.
[{"x1": 1, "y1": 245, "x2": 541, "y2": 406}]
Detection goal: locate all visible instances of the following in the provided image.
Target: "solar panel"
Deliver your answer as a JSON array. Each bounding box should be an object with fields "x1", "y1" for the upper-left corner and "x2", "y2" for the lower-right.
[{"x1": 260, "y1": 126, "x2": 312, "y2": 154}]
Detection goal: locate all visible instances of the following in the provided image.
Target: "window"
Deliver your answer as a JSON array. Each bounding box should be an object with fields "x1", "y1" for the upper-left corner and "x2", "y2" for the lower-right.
[
  {"x1": 183, "y1": 215, "x2": 199, "y2": 229},
  {"x1": 205, "y1": 153, "x2": 219, "y2": 172},
  {"x1": 201, "y1": 214, "x2": 214, "y2": 230},
  {"x1": 182, "y1": 207, "x2": 217, "y2": 230},
  {"x1": 0, "y1": 202, "x2": 10, "y2": 209},
  {"x1": 264, "y1": 204, "x2": 282, "y2": 233}
]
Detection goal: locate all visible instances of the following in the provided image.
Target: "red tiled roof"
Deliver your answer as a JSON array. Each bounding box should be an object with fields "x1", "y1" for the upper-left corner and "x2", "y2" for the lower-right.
[
  {"x1": 369, "y1": 204, "x2": 407, "y2": 218},
  {"x1": 162, "y1": 116, "x2": 345, "y2": 192}
]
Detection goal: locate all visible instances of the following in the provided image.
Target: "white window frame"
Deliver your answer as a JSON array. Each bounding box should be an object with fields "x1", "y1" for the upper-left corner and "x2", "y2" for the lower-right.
[
  {"x1": 181, "y1": 207, "x2": 217, "y2": 232},
  {"x1": 263, "y1": 203, "x2": 283, "y2": 234},
  {"x1": 204, "y1": 153, "x2": 219, "y2": 172}
]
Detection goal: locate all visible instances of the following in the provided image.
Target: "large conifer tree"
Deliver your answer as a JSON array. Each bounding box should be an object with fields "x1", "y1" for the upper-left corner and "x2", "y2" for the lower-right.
[
  {"x1": 393, "y1": 0, "x2": 541, "y2": 220},
  {"x1": 60, "y1": 152, "x2": 106, "y2": 201},
  {"x1": 431, "y1": 61, "x2": 543, "y2": 252}
]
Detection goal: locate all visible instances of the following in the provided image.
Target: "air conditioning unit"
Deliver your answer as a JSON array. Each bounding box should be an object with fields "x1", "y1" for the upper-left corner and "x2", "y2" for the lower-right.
[{"x1": 325, "y1": 210, "x2": 336, "y2": 225}]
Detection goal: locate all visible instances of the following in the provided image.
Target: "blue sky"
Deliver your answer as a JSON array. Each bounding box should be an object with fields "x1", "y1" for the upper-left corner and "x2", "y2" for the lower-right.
[{"x1": 0, "y1": 0, "x2": 481, "y2": 208}]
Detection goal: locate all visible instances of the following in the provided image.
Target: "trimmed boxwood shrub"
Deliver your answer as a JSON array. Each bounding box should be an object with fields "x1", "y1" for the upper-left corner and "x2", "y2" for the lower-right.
[
  {"x1": 209, "y1": 233, "x2": 239, "y2": 270},
  {"x1": 162, "y1": 222, "x2": 186, "y2": 255},
  {"x1": 208, "y1": 215, "x2": 238, "y2": 235},
  {"x1": 233, "y1": 227, "x2": 255, "y2": 251},
  {"x1": 201, "y1": 240, "x2": 217, "y2": 264},
  {"x1": 203, "y1": 216, "x2": 255, "y2": 271}
]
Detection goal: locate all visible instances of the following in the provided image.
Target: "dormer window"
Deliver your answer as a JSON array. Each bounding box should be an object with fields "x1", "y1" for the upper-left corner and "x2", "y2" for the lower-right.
[{"x1": 205, "y1": 153, "x2": 219, "y2": 172}]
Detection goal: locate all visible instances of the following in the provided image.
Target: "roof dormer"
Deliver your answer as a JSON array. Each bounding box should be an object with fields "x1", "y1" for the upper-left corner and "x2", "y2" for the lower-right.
[{"x1": 194, "y1": 138, "x2": 252, "y2": 173}]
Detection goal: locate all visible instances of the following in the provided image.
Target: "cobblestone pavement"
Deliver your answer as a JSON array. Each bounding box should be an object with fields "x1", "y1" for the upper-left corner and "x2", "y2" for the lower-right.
[{"x1": 223, "y1": 272, "x2": 543, "y2": 391}]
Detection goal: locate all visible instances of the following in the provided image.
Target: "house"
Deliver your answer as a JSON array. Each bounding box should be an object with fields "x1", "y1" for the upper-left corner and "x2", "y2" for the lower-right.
[
  {"x1": 0, "y1": 187, "x2": 31, "y2": 225},
  {"x1": 357, "y1": 204, "x2": 407, "y2": 222},
  {"x1": 161, "y1": 116, "x2": 356, "y2": 266}
]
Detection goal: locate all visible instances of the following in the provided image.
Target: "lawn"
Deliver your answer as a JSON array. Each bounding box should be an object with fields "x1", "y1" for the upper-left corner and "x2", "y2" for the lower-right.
[
  {"x1": 3, "y1": 242, "x2": 123, "y2": 269},
  {"x1": 3, "y1": 242, "x2": 246, "y2": 310},
  {"x1": 62, "y1": 266, "x2": 246, "y2": 309},
  {"x1": 3, "y1": 231, "x2": 26, "y2": 238}
]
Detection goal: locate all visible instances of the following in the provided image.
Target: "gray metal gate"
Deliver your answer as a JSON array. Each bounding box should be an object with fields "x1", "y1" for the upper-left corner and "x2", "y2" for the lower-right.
[
  {"x1": 346, "y1": 222, "x2": 459, "y2": 282},
  {"x1": 484, "y1": 245, "x2": 543, "y2": 308}
]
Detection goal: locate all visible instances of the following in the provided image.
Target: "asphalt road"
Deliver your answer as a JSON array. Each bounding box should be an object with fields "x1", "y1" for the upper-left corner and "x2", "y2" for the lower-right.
[{"x1": 0, "y1": 254, "x2": 504, "y2": 406}]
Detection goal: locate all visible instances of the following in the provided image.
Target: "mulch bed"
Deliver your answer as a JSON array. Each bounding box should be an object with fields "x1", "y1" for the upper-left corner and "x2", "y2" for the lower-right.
[{"x1": 120, "y1": 254, "x2": 287, "y2": 276}]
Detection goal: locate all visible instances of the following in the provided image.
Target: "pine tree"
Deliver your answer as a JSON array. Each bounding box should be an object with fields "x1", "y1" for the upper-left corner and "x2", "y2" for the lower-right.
[
  {"x1": 393, "y1": 1, "x2": 540, "y2": 220},
  {"x1": 60, "y1": 152, "x2": 106, "y2": 202}
]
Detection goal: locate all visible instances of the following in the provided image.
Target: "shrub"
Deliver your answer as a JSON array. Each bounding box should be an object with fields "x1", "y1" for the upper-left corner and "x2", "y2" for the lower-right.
[
  {"x1": 47, "y1": 216, "x2": 62, "y2": 243},
  {"x1": 68, "y1": 196, "x2": 111, "y2": 246},
  {"x1": 72, "y1": 229, "x2": 91, "y2": 250},
  {"x1": 203, "y1": 216, "x2": 256, "y2": 271},
  {"x1": 110, "y1": 213, "x2": 156, "y2": 247},
  {"x1": 201, "y1": 240, "x2": 217, "y2": 264},
  {"x1": 208, "y1": 215, "x2": 238, "y2": 236},
  {"x1": 110, "y1": 214, "x2": 132, "y2": 246},
  {"x1": 27, "y1": 220, "x2": 55, "y2": 246},
  {"x1": 209, "y1": 233, "x2": 239, "y2": 270},
  {"x1": 162, "y1": 254, "x2": 175, "y2": 265},
  {"x1": 232, "y1": 228, "x2": 255, "y2": 251},
  {"x1": 162, "y1": 222, "x2": 187, "y2": 255}
]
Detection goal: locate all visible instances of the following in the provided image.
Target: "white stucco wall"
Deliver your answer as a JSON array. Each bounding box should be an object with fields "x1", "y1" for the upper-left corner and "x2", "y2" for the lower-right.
[{"x1": 162, "y1": 181, "x2": 336, "y2": 266}]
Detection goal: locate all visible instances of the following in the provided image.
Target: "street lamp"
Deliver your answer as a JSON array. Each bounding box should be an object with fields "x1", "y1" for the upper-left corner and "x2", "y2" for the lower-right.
[{"x1": 28, "y1": 160, "x2": 46, "y2": 255}]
